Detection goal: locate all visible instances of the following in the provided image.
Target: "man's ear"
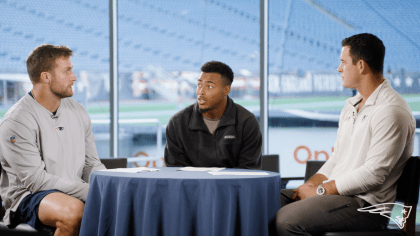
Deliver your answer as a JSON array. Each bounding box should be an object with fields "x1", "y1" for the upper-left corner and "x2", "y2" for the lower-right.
[
  {"x1": 39, "y1": 71, "x2": 51, "y2": 84},
  {"x1": 358, "y1": 60, "x2": 369, "y2": 74},
  {"x1": 223, "y1": 85, "x2": 231, "y2": 96}
]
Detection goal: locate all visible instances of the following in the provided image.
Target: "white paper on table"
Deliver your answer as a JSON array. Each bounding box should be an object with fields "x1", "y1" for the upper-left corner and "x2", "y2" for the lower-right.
[
  {"x1": 99, "y1": 167, "x2": 160, "y2": 173},
  {"x1": 207, "y1": 171, "x2": 269, "y2": 176},
  {"x1": 178, "y1": 167, "x2": 226, "y2": 172}
]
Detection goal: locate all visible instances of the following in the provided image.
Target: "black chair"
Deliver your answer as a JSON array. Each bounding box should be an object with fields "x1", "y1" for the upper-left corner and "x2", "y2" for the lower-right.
[
  {"x1": 100, "y1": 157, "x2": 128, "y2": 169},
  {"x1": 261, "y1": 154, "x2": 279, "y2": 173},
  {"x1": 304, "y1": 160, "x2": 326, "y2": 182},
  {"x1": 0, "y1": 158, "x2": 128, "y2": 236},
  {"x1": 304, "y1": 157, "x2": 420, "y2": 236},
  {"x1": 0, "y1": 164, "x2": 55, "y2": 236}
]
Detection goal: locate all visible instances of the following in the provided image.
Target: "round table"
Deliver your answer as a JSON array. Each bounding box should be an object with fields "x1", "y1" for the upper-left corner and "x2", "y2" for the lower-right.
[{"x1": 80, "y1": 167, "x2": 281, "y2": 236}]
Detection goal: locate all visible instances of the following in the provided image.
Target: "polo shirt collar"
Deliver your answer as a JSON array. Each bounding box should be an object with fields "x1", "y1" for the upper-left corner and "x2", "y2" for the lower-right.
[{"x1": 346, "y1": 79, "x2": 388, "y2": 107}]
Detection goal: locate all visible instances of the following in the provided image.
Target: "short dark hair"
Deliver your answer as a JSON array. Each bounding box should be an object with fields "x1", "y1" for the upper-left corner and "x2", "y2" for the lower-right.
[
  {"x1": 26, "y1": 44, "x2": 73, "y2": 83},
  {"x1": 341, "y1": 33, "x2": 385, "y2": 75},
  {"x1": 201, "y1": 61, "x2": 234, "y2": 86}
]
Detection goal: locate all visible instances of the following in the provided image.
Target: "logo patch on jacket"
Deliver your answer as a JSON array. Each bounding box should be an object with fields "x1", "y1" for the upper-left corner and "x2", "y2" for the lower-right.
[
  {"x1": 55, "y1": 127, "x2": 64, "y2": 131},
  {"x1": 10, "y1": 136, "x2": 15, "y2": 143},
  {"x1": 224, "y1": 135, "x2": 235, "y2": 139}
]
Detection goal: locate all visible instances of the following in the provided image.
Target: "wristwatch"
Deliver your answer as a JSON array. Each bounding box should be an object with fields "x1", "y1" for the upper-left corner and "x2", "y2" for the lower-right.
[{"x1": 317, "y1": 184, "x2": 325, "y2": 195}]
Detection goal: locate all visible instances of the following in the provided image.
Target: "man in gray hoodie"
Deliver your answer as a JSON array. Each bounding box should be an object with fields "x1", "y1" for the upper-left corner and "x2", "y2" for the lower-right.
[{"x1": 0, "y1": 44, "x2": 105, "y2": 236}]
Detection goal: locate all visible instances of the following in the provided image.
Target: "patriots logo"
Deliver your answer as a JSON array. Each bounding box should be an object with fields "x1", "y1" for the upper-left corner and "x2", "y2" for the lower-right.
[
  {"x1": 358, "y1": 203, "x2": 412, "y2": 229},
  {"x1": 55, "y1": 127, "x2": 64, "y2": 131}
]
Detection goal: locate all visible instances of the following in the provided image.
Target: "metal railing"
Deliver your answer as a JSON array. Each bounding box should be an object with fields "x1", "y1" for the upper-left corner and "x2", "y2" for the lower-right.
[{"x1": 91, "y1": 118, "x2": 163, "y2": 164}]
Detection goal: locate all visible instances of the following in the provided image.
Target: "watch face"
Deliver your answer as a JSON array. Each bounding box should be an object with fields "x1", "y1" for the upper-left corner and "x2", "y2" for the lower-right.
[{"x1": 317, "y1": 186, "x2": 325, "y2": 195}]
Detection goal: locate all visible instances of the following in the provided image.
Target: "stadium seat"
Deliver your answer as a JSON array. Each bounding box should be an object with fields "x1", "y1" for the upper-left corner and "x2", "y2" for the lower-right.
[{"x1": 1, "y1": 0, "x2": 419, "y2": 74}]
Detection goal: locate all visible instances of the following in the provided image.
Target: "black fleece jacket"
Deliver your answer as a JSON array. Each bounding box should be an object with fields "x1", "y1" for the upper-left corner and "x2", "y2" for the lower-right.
[{"x1": 164, "y1": 97, "x2": 262, "y2": 169}]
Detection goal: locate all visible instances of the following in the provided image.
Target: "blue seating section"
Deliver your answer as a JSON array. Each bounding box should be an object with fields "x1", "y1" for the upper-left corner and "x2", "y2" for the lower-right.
[{"x1": 0, "y1": 0, "x2": 418, "y2": 74}]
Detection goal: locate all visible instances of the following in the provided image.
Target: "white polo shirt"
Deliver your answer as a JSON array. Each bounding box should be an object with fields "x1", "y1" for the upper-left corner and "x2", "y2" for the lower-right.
[{"x1": 318, "y1": 79, "x2": 415, "y2": 206}]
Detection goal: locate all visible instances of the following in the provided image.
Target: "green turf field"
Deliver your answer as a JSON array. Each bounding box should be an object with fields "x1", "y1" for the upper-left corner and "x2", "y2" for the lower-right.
[
  {"x1": 88, "y1": 94, "x2": 420, "y2": 125},
  {"x1": 88, "y1": 94, "x2": 420, "y2": 113},
  {"x1": 1, "y1": 94, "x2": 420, "y2": 125}
]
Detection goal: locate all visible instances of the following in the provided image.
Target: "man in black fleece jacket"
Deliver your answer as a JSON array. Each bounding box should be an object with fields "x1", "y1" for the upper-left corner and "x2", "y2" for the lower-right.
[{"x1": 164, "y1": 61, "x2": 262, "y2": 169}]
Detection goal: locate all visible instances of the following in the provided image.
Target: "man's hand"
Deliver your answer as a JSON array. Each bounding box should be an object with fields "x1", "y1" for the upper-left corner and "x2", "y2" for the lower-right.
[{"x1": 291, "y1": 183, "x2": 318, "y2": 201}]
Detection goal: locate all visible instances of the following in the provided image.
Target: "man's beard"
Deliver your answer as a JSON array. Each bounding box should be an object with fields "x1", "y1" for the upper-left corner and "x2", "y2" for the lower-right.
[
  {"x1": 198, "y1": 95, "x2": 224, "y2": 114},
  {"x1": 198, "y1": 107, "x2": 212, "y2": 114},
  {"x1": 51, "y1": 79, "x2": 73, "y2": 98}
]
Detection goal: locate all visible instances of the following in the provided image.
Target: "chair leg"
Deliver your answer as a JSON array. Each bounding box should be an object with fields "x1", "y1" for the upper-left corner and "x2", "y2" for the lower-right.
[
  {"x1": 403, "y1": 202, "x2": 416, "y2": 236},
  {"x1": 0, "y1": 205, "x2": 5, "y2": 219}
]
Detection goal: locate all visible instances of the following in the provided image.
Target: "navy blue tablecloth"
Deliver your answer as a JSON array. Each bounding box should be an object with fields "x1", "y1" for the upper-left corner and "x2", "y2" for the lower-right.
[{"x1": 80, "y1": 167, "x2": 281, "y2": 236}]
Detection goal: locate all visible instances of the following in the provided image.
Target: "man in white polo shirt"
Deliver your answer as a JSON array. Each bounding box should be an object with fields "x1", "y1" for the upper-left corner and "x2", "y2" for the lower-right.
[
  {"x1": 276, "y1": 33, "x2": 415, "y2": 235},
  {"x1": 0, "y1": 44, "x2": 105, "y2": 235}
]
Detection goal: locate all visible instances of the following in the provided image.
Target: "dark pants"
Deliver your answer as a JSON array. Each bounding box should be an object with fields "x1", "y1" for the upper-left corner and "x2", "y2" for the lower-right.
[
  {"x1": 12, "y1": 189, "x2": 61, "y2": 230},
  {"x1": 276, "y1": 189, "x2": 389, "y2": 236}
]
